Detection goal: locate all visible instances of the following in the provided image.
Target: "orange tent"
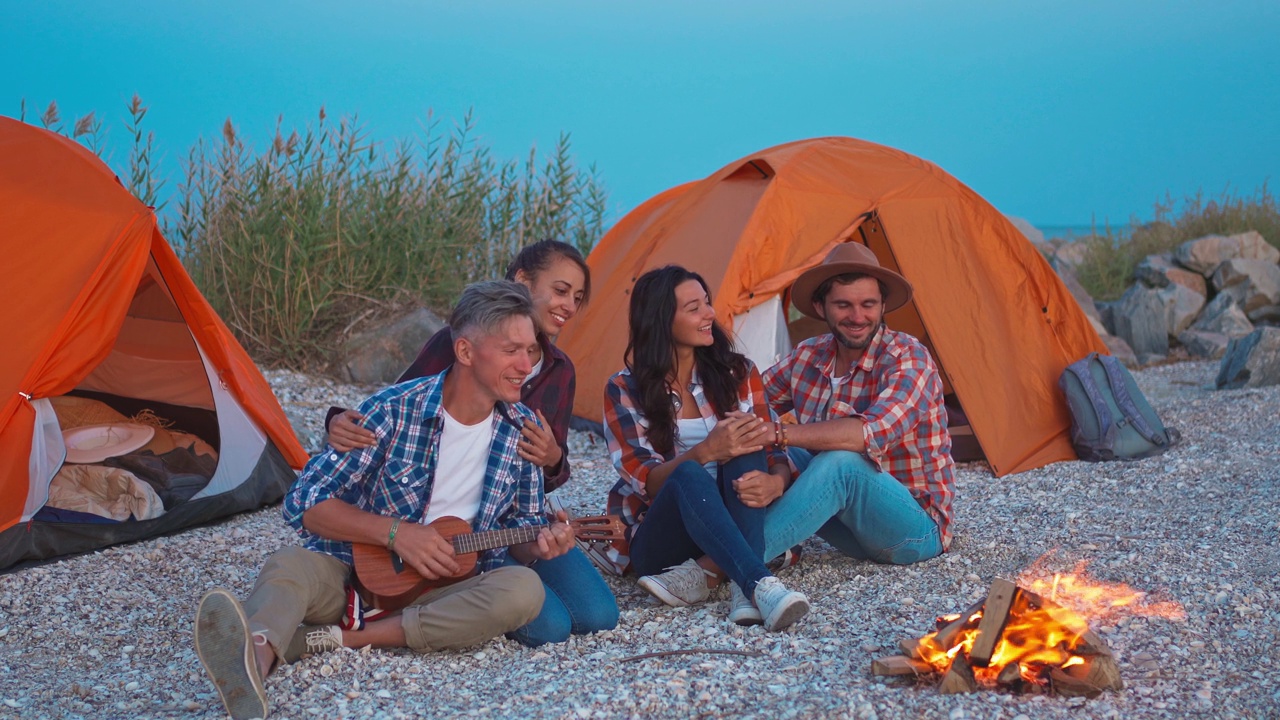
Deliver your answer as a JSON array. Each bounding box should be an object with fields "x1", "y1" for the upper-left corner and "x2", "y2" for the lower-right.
[
  {"x1": 0, "y1": 117, "x2": 307, "y2": 568},
  {"x1": 559, "y1": 137, "x2": 1106, "y2": 476}
]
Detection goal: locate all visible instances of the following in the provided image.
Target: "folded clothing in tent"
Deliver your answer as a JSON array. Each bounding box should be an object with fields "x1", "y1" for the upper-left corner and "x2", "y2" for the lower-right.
[
  {"x1": 46, "y1": 465, "x2": 164, "y2": 522},
  {"x1": 104, "y1": 445, "x2": 218, "y2": 510}
]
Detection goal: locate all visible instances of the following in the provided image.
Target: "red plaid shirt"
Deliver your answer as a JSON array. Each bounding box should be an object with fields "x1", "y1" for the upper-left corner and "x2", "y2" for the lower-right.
[
  {"x1": 603, "y1": 361, "x2": 785, "y2": 575},
  {"x1": 762, "y1": 327, "x2": 955, "y2": 549}
]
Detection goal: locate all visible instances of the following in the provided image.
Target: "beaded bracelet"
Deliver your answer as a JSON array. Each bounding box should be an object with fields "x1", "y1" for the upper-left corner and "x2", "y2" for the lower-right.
[{"x1": 387, "y1": 517, "x2": 402, "y2": 551}]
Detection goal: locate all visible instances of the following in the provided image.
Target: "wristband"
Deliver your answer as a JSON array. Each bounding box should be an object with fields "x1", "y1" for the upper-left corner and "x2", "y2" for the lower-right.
[{"x1": 387, "y1": 517, "x2": 402, "y2": 551}]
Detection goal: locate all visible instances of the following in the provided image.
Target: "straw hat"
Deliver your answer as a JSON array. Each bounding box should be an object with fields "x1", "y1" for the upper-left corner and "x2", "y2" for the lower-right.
[
  {"x1": 789, "y1": 243, "x2": 913, "y2": 320},
  {"x1": 63, "y1": 423, "x2": 156, "y2": 464},
  {"x1": 49, "y1": 396, "x2": 130, "y2": 430}
]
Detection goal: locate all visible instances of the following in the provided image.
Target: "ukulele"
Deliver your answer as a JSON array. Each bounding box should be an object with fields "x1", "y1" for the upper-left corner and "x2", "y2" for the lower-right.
[{"x1": 351, "y1": 514, "x2": 624, "y2": 610}]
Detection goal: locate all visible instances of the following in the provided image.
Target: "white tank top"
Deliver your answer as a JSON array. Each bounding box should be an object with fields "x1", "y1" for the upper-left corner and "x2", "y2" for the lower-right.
[{"x1": 675, "y1": 416, "x2": 718, "y2": 476}]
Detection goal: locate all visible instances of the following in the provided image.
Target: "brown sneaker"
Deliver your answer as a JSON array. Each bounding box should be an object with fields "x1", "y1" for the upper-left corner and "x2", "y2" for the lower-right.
[{"x1": 195, "y1": 589, "x2": 269, "y2": 720}]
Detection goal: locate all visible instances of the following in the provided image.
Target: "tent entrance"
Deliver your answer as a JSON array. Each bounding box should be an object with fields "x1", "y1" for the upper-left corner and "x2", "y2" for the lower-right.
[{"x1": 776, "y1": 213, "x2": 986, "y2": 463}]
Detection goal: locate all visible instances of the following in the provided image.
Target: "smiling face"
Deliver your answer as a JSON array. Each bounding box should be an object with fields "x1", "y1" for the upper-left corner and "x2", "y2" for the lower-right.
[
  {"x1": 815, "y1": 276, "x2": 885, "y2": 354},
  {"x1": 459, "y1": 315, "x2": 539, "y2": 405},
  {"x1": 670, "y1": 279, "x2": 716, "y2": 349},
  {"x1": 516, "y1": 256, "x2": 587, "y2": 341}
]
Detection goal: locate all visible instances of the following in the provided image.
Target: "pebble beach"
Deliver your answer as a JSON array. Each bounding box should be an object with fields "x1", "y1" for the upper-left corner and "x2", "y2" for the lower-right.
[{"x1": 1, "y1": 360, "x2": 1277, "y2": 719}]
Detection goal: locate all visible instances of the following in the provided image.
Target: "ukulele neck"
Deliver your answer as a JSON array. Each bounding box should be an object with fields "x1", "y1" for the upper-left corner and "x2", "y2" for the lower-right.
[{"x1": 450, "y1": 525, "x2": 543, "y2": 555}]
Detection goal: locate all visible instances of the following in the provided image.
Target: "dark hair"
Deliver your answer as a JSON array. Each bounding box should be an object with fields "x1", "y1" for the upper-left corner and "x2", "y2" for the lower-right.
[
  {"x1": 505, "y1": 239, "x2": 592, "y2": 306},
  {"x1": 812, "y1": 272, "x2": 889, "y2": 308},
  {"x1": 625, "y1": 265, "x2": 748, "y2": 457}
]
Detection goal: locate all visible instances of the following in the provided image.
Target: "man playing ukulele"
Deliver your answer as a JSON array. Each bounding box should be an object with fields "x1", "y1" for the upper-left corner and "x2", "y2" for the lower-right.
[{"x1": 194, "y1": 281, "x2": 574, "y2": 720}]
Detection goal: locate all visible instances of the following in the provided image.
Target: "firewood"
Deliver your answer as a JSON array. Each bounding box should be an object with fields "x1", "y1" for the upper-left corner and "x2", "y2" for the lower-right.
[
  {"x1": 871, "y1": 655, "x2": 935, "y2": 676},
  {"x1": 996, "y1": 661, "x2": 1024, "y2": 688},
  {"x1": 1049, "y1": 655, "x2": 1124, "y2": 697},
  {"x1": 969, "y1": 578, "x2": 1018, "y2": 667},
  {"x1": 1018, "y1": 589, "x2": 1115, "y2": 657},
  {"x1": 902, "y1": 600, "x2": 986, "y2": 659},
  {"x1": 937, "y1": 654, "x2": 978, "y2": 694}
]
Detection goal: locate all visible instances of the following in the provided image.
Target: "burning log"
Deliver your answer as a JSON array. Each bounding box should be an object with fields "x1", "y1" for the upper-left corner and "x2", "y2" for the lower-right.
[
  {"x1": 870, "y1": 655, "x2": 935, "y2": 677},
  {"x1": 900, "y1": 599, "x2": 984, "y2": 660},
  {"x1": 969, "y1": 578, "x2": 1017, "y2": 667},
  {"x1": 1049, "y1": 655, "x2": 1124, "y2": 698},
  {"x1": 938, "y1": 655, "x2": 978, "y2": 694}
]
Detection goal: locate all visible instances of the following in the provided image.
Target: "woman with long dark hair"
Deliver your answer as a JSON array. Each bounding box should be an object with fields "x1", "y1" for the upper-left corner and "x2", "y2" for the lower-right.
[
  {"x1": 324, "y1": 240, "x2": 617, "y2": 647},
  {"x1": 603, "y1": 265, "x2": 809, "y2": 631}
]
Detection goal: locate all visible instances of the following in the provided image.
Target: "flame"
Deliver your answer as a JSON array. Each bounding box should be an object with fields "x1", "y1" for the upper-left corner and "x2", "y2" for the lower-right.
[{"x1": 910, "y1": 555, "x2": 1185, "y2": 688}]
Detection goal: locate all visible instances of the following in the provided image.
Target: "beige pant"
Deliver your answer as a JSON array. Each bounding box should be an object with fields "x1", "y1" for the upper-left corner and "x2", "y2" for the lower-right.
[{"x1": 243, "y1": 546, "x2": 544, "y2": 661}]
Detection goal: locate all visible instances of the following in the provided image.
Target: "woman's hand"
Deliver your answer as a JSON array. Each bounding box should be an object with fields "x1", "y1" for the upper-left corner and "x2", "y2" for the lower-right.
[
  {"x1": 733, "y1": 468, "x2": 788, "y2": 508},
  {"x1": 518, "y1": 410, "x2": 563, "y2": 469},
  {"x1": 328, "y1": 409, "x2": 377, "y2": 452},
  {"x1": 697, "y1": 411, "x2": 771, "y2": 464}
]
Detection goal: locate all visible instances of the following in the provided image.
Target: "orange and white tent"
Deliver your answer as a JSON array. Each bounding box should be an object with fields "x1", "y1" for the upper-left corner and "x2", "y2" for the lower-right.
[
  {"x1": 0, "y1": 117, "x2": 307, "y2": 569},
  {"x1": 559, "y1": 137, "x2": 1107, "y2": 476}
]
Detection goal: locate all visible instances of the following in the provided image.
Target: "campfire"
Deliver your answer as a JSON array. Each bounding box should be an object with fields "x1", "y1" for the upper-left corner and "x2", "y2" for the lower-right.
[{"x1": 872, "y1": 559, "x2": 1186, "y2": 697}]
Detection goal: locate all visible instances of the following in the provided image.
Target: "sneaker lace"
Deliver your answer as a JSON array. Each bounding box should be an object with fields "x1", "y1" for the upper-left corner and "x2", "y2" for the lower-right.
[
  {"x1": 661, "y1": 561, "x2": 712, "y2": 597},
  {"x1": 305, "y1": 627, "x2": 340, "y2": 653}
]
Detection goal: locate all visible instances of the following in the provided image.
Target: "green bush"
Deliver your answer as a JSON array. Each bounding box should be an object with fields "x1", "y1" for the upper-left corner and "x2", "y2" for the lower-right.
[
  {"x1": 1074, "y1": 185, "x2": 1279, "y2": 301},
  {"x1": 20, "y1": 99, "x2": 608, "y2": 368}
]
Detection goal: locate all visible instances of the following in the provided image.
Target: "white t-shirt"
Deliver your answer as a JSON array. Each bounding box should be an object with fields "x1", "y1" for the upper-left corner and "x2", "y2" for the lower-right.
[
  {"x1": 423, "y1": 408, "x2": 494, "y2": 525},
  {"x1": 675, "y1": 416, "x2": 718, "y2": 476},
  {"x1": 524, "y1": 356, "x2": 544, "y2": 386}
]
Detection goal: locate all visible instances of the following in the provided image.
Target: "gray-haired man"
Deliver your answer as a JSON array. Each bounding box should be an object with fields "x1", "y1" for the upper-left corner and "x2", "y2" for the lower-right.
[{"x1": 194, "y1": 281, "x2": 574, "y2": 720}]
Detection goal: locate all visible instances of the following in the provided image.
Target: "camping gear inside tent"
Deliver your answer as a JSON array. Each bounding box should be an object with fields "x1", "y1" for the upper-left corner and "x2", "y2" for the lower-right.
[
  {"x1": 0, "y1": 117, "x2": 308, "y2": 570},
  {"x1": 558, "y1": 137, "x2": 1108, "y2": 477}
]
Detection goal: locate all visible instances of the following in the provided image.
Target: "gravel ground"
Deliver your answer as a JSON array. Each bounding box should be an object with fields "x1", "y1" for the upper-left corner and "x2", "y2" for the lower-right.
[{"x1": 2, "y1": 361, "x2": 1278, "y2": 719}]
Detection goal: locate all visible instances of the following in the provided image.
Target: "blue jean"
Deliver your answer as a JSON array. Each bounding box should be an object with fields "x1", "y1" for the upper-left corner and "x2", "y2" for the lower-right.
[
  {"x1": 628, "y1": 452, "x2": 770, "y2": 595},
  {"x1": 502, "y1": 546, "x2": 618, "y2": 647},
  {"x1": 763, "y1": 449, "x2": 942, "y2": 565}
]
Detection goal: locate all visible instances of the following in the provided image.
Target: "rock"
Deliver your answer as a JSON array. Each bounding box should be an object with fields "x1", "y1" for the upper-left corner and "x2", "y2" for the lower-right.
[
  {"x1": 1054, "y1": 265, "x2": 1106, "y2": 333},
  {"x1": 1174, "y1": 231, "x2": 1280, "y2": 276},
  {"x1": 1212, "y1": 259, "x2": 1280, "y2": 313},
  {"x1": 1101, "y1": 333, "x2": 1139, "y2": 368},
  {"x1": 1157, "y1": 283, "x2": 1207, "y2": 337},
  {"x1": 1135, "y1": 253, "x2": 1208, "y2": 296},
  {"x1": 1096, "y1": 301, "x2": 1117, "y2": 336},
  {"x1": 1178, "y1": 330, "x2": 1229, "y2": 360},
  {"x1": 1007, "y1": 216, "x2": 1046, "y2": 247},
  {"x1": 1190, "y1": 294, "x2": 1254, "y2": 338},
  {"x1": 1248, "y1": 304, "x2": 1280, "y2": 325},
  {"x1": 339, "y1": 307, "x2": 446, "y2": 385},
  {"x1": 1112, "y1": 285, "x2": 1169, "y2": 359},
  {"x1": 1051, "y1": 241, "x2": 1089, "y2": 270},
  {"x1": 1216, "y1": 327, "x2": 1280, "y2": 389}
]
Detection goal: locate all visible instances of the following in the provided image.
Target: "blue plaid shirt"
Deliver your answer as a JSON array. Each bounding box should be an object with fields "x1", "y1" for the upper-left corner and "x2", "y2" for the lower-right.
[{"x1": 283, "y1": 371, "x2": 545, "y2": 572}]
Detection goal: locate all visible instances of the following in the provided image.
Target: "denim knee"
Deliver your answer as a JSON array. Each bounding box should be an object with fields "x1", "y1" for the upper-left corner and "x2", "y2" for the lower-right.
[{"x1": 508, "y1": 600, "x2": 573, "y2": 647}]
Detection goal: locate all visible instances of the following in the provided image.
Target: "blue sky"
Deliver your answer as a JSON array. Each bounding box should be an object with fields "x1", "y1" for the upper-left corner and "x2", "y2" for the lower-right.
[{"x1": 4, "y1": 1, "x2": 1277, "y2": 229}]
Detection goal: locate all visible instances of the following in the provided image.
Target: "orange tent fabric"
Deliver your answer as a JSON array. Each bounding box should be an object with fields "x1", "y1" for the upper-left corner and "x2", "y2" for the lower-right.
[
  {"x1": 559, "y1": 137, "x2": 1107, "y2": 476},
  {"x1": 0, "y1": 117, "x2": 307, "y2": 534}
]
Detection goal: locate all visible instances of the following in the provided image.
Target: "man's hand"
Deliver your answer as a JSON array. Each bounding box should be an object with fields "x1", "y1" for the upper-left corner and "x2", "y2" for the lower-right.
[
  {"x1": 516, "y1": 510, "x2": 575, "y2": 563},
  {"x1": 518, "y1": 410, "x2": 563, "y2": 469},
  {"x1": 328, "y1": 409, "x2": 377, "y2": 453},
  {"x1": 733, "y1": 469, "x2": 787, "y2": 508},
  {"x1": 391, "y1": 522, "x2": 461, "y2": 580},
  {"x1": 698, "y1": 411, "x2": 771, "y2": 464}
]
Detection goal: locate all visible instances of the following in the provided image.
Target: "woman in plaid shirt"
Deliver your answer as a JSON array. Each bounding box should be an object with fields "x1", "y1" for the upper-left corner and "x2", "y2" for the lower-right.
[
  {"x1": 603, "y1": 266, "x2": 810, "y2": 632},
  {"x1": 323, "y1": 241, "x2": 618, "y2": 647}
]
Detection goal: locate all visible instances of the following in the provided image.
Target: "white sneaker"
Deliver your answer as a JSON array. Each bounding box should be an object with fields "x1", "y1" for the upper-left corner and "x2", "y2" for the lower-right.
[
  {"x1": 753, "y1": 576, "x2": 809, "y2": 631},
  {"x1": 728, "y1": 582, "x2": 763, "y2": 626},
  {"x1": 637, "y1": 559, "x2": 712, "y2": 607},
  {"x1": 283, "y1": 624, "x2": 344, "y2": 663}
]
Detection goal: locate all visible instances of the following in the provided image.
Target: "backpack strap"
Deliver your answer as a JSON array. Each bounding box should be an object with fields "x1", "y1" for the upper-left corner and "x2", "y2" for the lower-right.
[
  {"x1": 1096, "y1": 355, "x2": 1166, "y2": 446},
  {"x1": 1065, "y1": 353, "x2": 1117, "y2": 447}
]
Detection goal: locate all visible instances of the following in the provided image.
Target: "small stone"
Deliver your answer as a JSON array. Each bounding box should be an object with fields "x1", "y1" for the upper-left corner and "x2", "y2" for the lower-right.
[
  {"x1": 124, "y1": 681, "x2": 139, "y2": 692},
  {"x1": 319, "y1": 664, "x2": 335, "y2": 677}
]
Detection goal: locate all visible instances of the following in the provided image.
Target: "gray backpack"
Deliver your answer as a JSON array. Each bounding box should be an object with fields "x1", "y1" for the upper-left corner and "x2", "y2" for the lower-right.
[{"x1": 1059, "y1": 353, "x2": 1180, "y2": 462}]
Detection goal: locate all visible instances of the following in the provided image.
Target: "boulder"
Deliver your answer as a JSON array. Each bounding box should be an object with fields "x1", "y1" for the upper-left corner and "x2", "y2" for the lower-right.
[
  {"x1": 1007, "y1": 216, "x2": 1047, "y2": 248},
  {"x1": 1101, "y1": 333, "x2": 1139, "y2": 368},
  {"x1": 1174, "y1": 231, "x2": 1280, "y2": 276},
  {"x1": 1189, "y1": 293, "x2": 1254, "y2": 338},
  {"x1": 340, "y1": 307, "x2": 446, "y2": 385},
  {"x1": 1051, "y1": 241, "x2": 1089, "y2": 270},
  {"x1": 1177, "y1": 330, "x2": 1229, "y2": 360},
  {"x1": 1134, "y1": 253, "x2": 1208, "y2": 296},
  {"x1": 1211, "y1": 259, "x2": 1280, "y2": 313},
  {"x1": 1095, "y1": 300, "x2": 1117, "y2": 336},
  {"x1": 1054, "y1": 265, "x2": 1106, "y2": 334},
  {"x1": 1247, "y1": 304, "x2": 1280, "y2": 325},
  {"x1": 1215, "y1": 327, "x2": 1280, "y2": 389},
  {"x1": 1157, "y1": 282, "x2": 1207, "y2": 337},
  {"x1": 1112, "y1": 285, "x2": 1169, "y2": 359}
]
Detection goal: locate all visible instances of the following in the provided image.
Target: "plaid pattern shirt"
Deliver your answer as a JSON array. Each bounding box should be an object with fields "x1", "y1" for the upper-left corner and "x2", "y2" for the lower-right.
[
  {"x1": 327, "y1": 328, "x2": 576, "y2": 492},
  {"x1": 762, "y1": 327, "x2": 956, "y2": 549},
  {"x1": 287, "y1": 371, "x2": 545, "y2": 572},
  {"x1": 603, "y1": 361, "x2": 786, "y2": 574}
]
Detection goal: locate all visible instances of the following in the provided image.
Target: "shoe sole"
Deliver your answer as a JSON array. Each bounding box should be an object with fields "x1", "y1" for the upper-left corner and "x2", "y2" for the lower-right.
[
  {"x1": 195, "y1": 589, "x2": 269, "y2": 720},
  {"x1": 637, "y1": 576, "x2": 697, "y2": 607},
  {"x1": 763, "y1": 594, "x2": 810, "y2": 632},
  {"x1": 729, "y1": 608, "x2": 764, "y2": 626}
]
